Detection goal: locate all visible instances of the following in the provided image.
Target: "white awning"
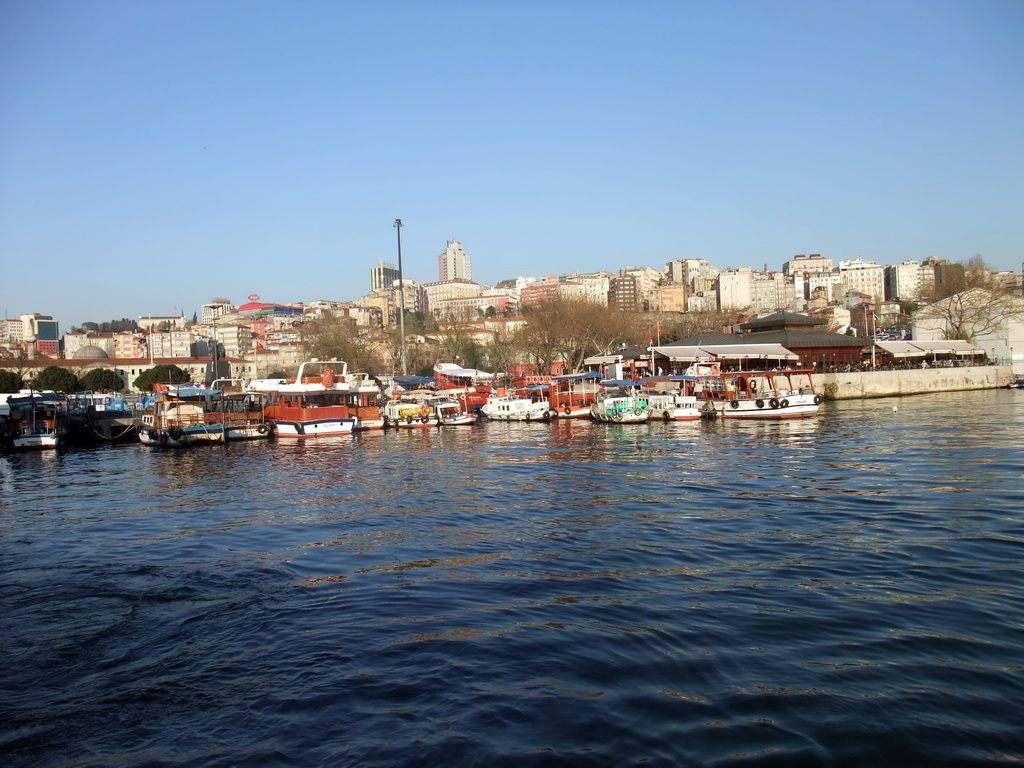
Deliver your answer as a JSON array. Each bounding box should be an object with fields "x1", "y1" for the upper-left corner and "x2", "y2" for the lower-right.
[
  {"x1": 700, "y1": 344, "x2": 799, "y2": 360},
  {"x1": 652, "y1": 343, "x2": 798, "y2": 361},
  {"x1": 874, "y1": 340, "x2": 984, "y2": 357},
  {"x1": 913, "y1": 340, "x2": 984, "y2": 355},
  {"x1": 650, "y1": 345, "x2": 705, "y2": 361},
  {"x1": 875, "y1": 341, "x2": 926, "y2": 358}
]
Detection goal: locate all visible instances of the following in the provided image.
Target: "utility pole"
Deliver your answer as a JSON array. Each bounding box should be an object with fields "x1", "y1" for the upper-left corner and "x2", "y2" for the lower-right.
[{"x1": 394, "y1": 219, "x2": 407, "y2": 374}]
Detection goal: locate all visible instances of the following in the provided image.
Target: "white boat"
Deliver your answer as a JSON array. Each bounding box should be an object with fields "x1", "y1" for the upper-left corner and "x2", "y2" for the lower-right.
[
  {"x1": 643, "y1": 375, "x2": 709, "y2": 422},
  {"x1": 695, "y1": 367, "x2": 822, "y2": 419},
  {"x1": 590, "y1": 381, "x2": 650, "y2": 424},
  {"x1": 432, "y1": 396, "x2": 477, "y2": 426},
  {"x1": 480, "y1": 395, "x2": 553, "y2": 422},
  {"x1": 247, "y1": 359, "x2": 384, "y2": 436},
  {"x1": 643, "y1": 376, "x2": 708, "y2": 423},
  {"x1": 3, "y1": 390, "x2": 68, "y2": 451},
  {"x1": 138, "y1": 385, "x2": 272, "y2": 447}
]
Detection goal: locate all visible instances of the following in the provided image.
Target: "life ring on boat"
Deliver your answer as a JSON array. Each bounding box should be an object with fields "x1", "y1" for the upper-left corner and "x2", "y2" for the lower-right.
[
  {"x1": 168, "y1": 428, "x2": 183, "y2": 441},
  {"x1": 159, "y1": 433, "x2": 169, "y2": 447},
  {"x1": 755, "y1": 399, "x2": 765, "y2": 409},
  {"x1": 144, "y1": 406, "x2": 154, "y2": 415},
  {"x1": 780, "y1": 399, "x2": 790, "y2": 408},
  {"x1": 813, "y1": 394, "x2": 823, "y2": 405},
  {"x1": 729, "y1": 400, "x2": 739, "y2": 409},
  {"x1": 256, "y1": 424, "x2": 268, "y2": 435},
  {"x1": 769, "y1": 398, "x2": 780, "y2": 409},
  {"x1": 563, "y1": 406, "x2": 572, "y2": 415}
]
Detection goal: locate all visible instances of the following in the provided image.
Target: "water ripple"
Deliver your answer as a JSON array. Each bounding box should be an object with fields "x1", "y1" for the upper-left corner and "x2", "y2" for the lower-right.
[{"x1": 2, "y1": 390, "x2": 1023, "y2": 766}]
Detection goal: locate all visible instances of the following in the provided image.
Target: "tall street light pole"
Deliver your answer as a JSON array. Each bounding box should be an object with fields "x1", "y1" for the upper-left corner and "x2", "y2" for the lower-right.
[{"x1": 394, "y1": 218, "x2": 407, "y2": 374}]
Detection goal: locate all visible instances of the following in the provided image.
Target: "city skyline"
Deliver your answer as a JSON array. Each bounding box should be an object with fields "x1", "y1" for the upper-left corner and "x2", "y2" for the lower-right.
[{"x1": 2, "y1": 1, "x2": 1022, "y2": 328}]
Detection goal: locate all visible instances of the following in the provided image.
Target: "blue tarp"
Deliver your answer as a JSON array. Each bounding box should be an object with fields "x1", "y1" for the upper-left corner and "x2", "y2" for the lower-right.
[{"x1": 394, "y1": 375, "x2": 436, "y2": 389}]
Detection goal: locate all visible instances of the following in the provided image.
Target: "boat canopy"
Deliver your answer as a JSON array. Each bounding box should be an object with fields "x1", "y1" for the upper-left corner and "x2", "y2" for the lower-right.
[
  {"x1": 551, "y1": 372, "x2": 603, "y2": 382},
  {"x1": 601, "y1": 379, "x2": 643, "y2": 388},
  {"x1": 7, "y1": 390, "x2": 62, "y2": 407},
  {"x1": 394, "y1": 375, "x2": 436, "y2": 389},
  {"x1": 652, "y1": 343, "x2": 799, "y2": 361},
  {"x1": 874, "y1": 340, "x2": 985, "y2": 358},
  {"x1": 434, "y1": 363, "x2": 493, "y2": 379}
]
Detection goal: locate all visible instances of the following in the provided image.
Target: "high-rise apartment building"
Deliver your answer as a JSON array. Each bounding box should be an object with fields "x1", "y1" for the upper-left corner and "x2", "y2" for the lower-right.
[
  {"x1": 371, "y1": 261, "x2": 400, "y2": 292},
  {"x1": 438, "y1": 241, "x2": 471, "y2": 282}
]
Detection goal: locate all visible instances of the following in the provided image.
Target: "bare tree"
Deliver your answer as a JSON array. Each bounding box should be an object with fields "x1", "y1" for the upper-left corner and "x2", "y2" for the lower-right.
[
  {"x1": 514, "y1": 297, "x2": 643, "y2": 374},
  {"x1": 915, "y1": 288, "x2": 1024, "y2": 342},
  {"x1": 657, "y1": 310, "x2": 738, "y2": 342},
  {"x1": 916, "y1": 256, "x2": 1024, "y2": 341}
]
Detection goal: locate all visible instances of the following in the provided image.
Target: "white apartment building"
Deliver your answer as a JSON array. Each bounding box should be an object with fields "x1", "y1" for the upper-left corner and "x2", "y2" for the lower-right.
[
  {"x1": 783, "y1": 254, "x2": 834, "y2": 277},
  {"x1": 807, "y1": 270, "x2": 843, "y2": 303},
  {"x1": 201, "y1": 299, "x2": 234, "y2": 324},
  {"x1": 212, "y1": 324, "x2": 253, "y2": 358},
  {"x1": 562, "y1": 271, "x2": 612, "y2": 305},
  {"x1": 1, "y1": 318, "x2": 25, "y2": 345},
  {"x1": 148, "y1": 330, "x2": 193, "y2": 358},
  {"x1": 716, "y1": 267, "x2": 754, "y2": 310},
  {"x1": 750, "y1": 273, "x2": 796, "y2": 315},
  {"x1": 438, "y1": 240, "x2": 471, "y2": 282},
  {"x1": 838, "y1": 259, "x2": 886, "y2": 304},
  {"x1": 423, "y1": 279, "x2": 484, "y2": 312},
  {"x1": 886, "y1": 260, "x2": 923, "y2": 302},
  {"x1": 666, "y1": 259, "x2": 715, "y2": 294}
]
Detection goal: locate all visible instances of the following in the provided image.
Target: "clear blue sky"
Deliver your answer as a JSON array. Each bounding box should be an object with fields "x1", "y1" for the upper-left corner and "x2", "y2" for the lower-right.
[{"x1": 2, "y1": 0, "x2": 1021, "y2": 329}]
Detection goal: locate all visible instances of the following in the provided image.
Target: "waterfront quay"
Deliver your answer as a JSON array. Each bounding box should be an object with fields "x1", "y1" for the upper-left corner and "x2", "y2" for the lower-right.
[{"x1": 814, "y1": 363, "x2": 1017, "y2": 399}]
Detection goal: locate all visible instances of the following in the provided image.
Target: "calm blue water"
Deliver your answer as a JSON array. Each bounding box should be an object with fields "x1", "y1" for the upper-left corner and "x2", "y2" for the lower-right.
[{"x1": 2, "y1": 390, "x2": 1023, "y2": 767}]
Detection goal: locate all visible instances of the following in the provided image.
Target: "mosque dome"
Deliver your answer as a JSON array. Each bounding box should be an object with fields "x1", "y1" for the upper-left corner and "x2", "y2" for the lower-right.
[{"x1": 72, "y1": 345, "x2": 109, "y2": 359}]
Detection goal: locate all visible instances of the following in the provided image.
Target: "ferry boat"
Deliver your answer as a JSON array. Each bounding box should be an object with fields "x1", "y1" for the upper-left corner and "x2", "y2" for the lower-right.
[
  {"x1": 643, "y1": 375, "x2": 709, "y2": 422},
  {"x1": 433, "y1": 362, "x2": 493, "y2": 414},
  {"x1": 247, "y1": 359, "x2": 384, "y2": 436},
  {"x1": 591, "y1": 381, "x2": 650, "y2": 424},
  {"x1": 548, "y1": 372, "x2": 601, "y2": 418},
  {"x1": 138, "y1": 384, "x2": 272, "y2": 447},
  {"x1": 695, "y1": 366, "x2": 822, "y2": 419},
  {"x1": 3, "y1": 390, "x2": 68, "y2": 451}
]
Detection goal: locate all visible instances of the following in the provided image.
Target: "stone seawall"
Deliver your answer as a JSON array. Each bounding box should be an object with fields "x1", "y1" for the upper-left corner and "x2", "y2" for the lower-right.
[{"x1": 812, "y1": 365, "x2": 1015, "y2": 400}]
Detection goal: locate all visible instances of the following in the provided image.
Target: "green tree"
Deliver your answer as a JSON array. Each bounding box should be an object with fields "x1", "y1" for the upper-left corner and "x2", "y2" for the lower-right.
[
  {"x1": 79, "y1": 368, "x2": 125, "y2": 392},
  {"x1": 134, "y1": 364, "x2": 191, "y2": 392},
  {"x1": 33, "y1": 365, "x2": 81, "y2": 393},
  {"x1": 0, "y1": 369, "x2": 23, "y2": 391}
]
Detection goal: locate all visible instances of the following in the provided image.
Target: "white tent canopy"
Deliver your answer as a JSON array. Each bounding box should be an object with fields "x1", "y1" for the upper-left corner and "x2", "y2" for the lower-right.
[
  {"x1": 652, "y1": 343, "x2": 799, "y2": 361},
  {"x1": 874, "y1": 340, "x2": 984, "y2": 358}
]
